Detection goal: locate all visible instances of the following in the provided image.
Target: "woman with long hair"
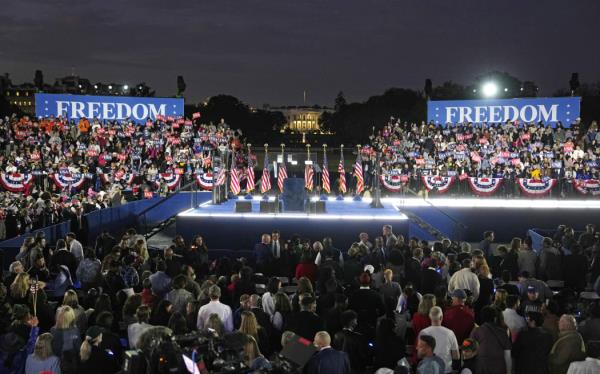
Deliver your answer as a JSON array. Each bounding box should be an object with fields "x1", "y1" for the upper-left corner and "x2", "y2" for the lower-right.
[
  {"x1": 87, "y1": 293, "x2": 112, "y2": 327},
  {"x1": 62, "y1": 289, "x2": 87, "y2": 334},
  {"x1": 474, "y1": 264, "x2": 495, "y2": 322},
  {"x1": 271, "y1": 292, "x2": 292, "y2": 331},
  {"x1": 167, "y1": 312, "x2": 189, "y2": 335},
  {"x1": 411, "y1": 293, "x2": 436, "y2": 363},
  {"x1": 291, "y1": 277, "x2": 314, "y2": 313},
  {"x1": 9, "y1": 272, "x2": 31, "y2": 305},
  {"x1": 239, "y1": 311, "x2": 270, "y2": 356},
  {"x1": 243, "y1": 335, "x2": 271, "y2": 371},
  {"x1": 25, "y1": 333, "x2": 61, "y2": 374},
  {"x1": 51, "y1": 305, "x2": 81, "y2": 374},
  {"x1": 122, "y1": 294, "x2": 143, "y2": 327},
  {"x1": 205, "y1": 313, "x2": 225, "y2": 337}
]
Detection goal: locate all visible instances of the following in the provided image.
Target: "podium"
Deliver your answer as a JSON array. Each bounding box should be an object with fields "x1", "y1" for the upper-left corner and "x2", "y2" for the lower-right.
[{"x1": 281, "y1": 178, "x2": 307, "y2": 211}]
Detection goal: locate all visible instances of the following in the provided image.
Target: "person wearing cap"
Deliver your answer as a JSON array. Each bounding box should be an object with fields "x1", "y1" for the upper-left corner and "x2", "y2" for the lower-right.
[
  {"x1": 512, "y1": 311, "x2": 554, "y2": 374},
  {"x1": 520, "y1": 285, "x2": 544, "y2": 315},
  {"x1": 459, "y1": 338, "x2": 478, "y2": 374},
  {"x1": 517, "y1": 271, "x2": 553, "y2": 302},
  {"x1": 549, "y1": 314, "x2": 587, "y2": 374},
  {"x1": 419, "y1": 306, "x2": 459, "y2": 373},
  {"x1": 442, "y1": 289, "x2": 475, "y2": 345}
]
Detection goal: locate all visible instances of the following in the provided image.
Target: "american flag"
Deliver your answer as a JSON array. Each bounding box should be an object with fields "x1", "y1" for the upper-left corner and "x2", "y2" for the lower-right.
[
  {"x1": 305, "y1": 164, "x2": 314, "y2": 191},
  {"x1": 277, "y1": 162, "x2": 287, "y2": 192},
  {"x1": 246, "y1": 155, "x2": 255, "y2": 192},
  {"x1": 215, "y1": 167, "x2": 226, "y2": 186},
  {"x1": 322, "y1": 152, "x2": 330, "y2": 193},
  {"x1": 354, "y1": 152, "x2": 364, "y2": 194},
  {"x1": 230, "y1": 157, "x2": 240, "y2": 195},
  {"x1": 338, "y1": 157, "x2": 347, "y2": 194},
  {"x1": 261, "y1": 152, "x2": 271, "y2": 193}
]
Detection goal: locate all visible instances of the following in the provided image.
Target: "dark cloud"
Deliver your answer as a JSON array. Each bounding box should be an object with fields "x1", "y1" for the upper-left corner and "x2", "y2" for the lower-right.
[{"x1": 1, "y1": 0, "x2": 599, "y2": 106}]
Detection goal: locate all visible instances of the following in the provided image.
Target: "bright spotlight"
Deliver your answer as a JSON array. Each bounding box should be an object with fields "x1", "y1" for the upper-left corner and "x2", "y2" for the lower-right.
[
  {"x1": 504, "y1": 88, "x2": 508, "y2": 92},
  {"x1": 123, "y1": 85, "x2": 129, "y2": 91},
  {"x1": 482, "y1": 82, "x2": 498, "y2": 98},
  {"x1": 94, "y1": 85, "x2": 98, "y2": 89},
  {"x1": 108, "y1": 85, "x2": 113, "y2": 90}
]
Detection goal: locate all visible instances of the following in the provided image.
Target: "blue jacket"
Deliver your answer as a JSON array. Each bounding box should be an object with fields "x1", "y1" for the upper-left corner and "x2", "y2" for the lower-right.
[{"x1": 303, "y1": 347, "x2": 351, "y2": 374}]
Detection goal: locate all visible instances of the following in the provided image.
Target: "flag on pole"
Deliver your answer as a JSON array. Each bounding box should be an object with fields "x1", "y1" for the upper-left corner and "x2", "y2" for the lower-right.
[
  {"x1": 277, "y1": 161, "x2": 287, "y2": 192},
  {"x1": 338, "y1": 156, "x2": 347, "y2": 194},
  {"x1": 354, "y1": 152, "x2": 364, "y2": 194},
  {"x1": 261, "y1": 152, "x2": 271, "y2": 193},
  {"x1": 215, "y1": 167, "x2": 226, "y2": 186},
  {"x1": 305, "y1": 164, "x2": 314, "y2": 191},
  {"x1": 246, "y1": 154, "x2": 255, "y2": 193},
  {"x1": 230, "y1": 157, "x2": 240, "y2": 195},
  {"x1": 322, "y1": 152, "x2": 330, "y2": 193}
]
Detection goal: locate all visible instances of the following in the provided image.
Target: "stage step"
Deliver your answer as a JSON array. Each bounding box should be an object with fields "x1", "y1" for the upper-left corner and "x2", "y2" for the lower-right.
[{"x1": 404, "y1": 211, "x2": 446, "y2": 241}]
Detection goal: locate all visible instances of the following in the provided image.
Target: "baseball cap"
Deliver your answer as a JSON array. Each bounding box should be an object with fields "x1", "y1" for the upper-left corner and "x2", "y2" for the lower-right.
[
  {"x1": 461, "y1": 338, "x2": 479, "y2": 352},
  {"x1": 85, "y1": 326, "x2": 104, "y2": 340},
  {"x1": 451, "y1": 289, "x2": 467, "y2": 299},
  {"x1": 527, "y1": 285, "x2": 537, "y2": 293}
]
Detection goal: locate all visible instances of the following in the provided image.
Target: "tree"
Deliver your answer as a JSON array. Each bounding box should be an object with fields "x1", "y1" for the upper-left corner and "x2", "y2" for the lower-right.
[
  {"x1": 334, "y1": 91, "x2": 347, "y2": 112},
  {"x1": 176, "y1": 75, "x2": 186, "y2": 96},
  {"x1": 431, "y1": 81, "x2": 467, "y2": 100},
  {"x1": 34, "y1": 70, "x2": 44, "y2": 91}
]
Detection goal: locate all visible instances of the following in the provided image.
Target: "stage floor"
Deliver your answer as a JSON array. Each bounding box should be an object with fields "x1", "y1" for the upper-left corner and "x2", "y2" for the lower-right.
[{"x1": 176, "y1": 197, "x2": 409, "y2": 250}]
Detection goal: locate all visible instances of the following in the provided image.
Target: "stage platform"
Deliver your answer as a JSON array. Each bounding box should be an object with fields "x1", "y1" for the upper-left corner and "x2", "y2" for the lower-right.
[
  {"x1": 176, "y1": 197, "x2": 409, "y2": 251},
  {"x1": 176, "y1": 196, "x2": 600, "y2": 251}
]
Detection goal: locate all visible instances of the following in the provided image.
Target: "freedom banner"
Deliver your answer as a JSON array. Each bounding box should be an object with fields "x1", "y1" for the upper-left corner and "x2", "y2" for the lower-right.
[
  {"x1": 428, "y1": 97, "x2": 580, "y2": 126},
  {"x1": 517, "y1": 178, "x2": 557, "y2": 196},
  {"x1": 36, "y1": 93, "x2": 184, "y2": 124},
  {"x1": 468, "y1": 177, "x2": 503, "y2": 196}
]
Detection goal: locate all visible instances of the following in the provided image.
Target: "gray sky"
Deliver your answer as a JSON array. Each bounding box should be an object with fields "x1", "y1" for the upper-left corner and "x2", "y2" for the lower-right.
[{"x1": 1, "y1": 0, "x2": 599, "y2": 107}]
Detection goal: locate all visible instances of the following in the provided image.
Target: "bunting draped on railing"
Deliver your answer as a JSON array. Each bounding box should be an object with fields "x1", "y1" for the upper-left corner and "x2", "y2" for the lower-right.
[
  {"x1": 158, "y1": 173, "x2": 181, "y2": 191},
  {"x1": 195, "y1": 171, "x2": 214, "y2": 191},
  {"x1": 380, "y1": 172, "x2": 409, "y2": 192},
  {"x1": 99, "y1": 171, "x2": 136, "y2": 185},
  {"x1": 0, "y1": 173, "x2": 33, "y2": 192},
  {"x1": 421, "y1": 175, "x2": 455, "y2": 193},
  {"x1": 572, "y1": 179, "x2": 600, "y2": 196},
  {"x1": 468, "y1": 177, "x2": 503, "y2": 196},
  {"x1": 517, "y1": 178, "x2": 557, "y2": 197},
  {"x1": 50, "y1": 173, "x2": 85, "y2": 190}
]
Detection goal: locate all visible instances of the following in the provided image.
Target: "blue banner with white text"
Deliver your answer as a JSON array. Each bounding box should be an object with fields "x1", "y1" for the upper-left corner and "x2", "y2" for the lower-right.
[
  {"x1": 35, "y1": 93, "x2": 184, "y2": 123},
  {"x1": 428, "y1": 97, "x2": 580, "y2": 127}
]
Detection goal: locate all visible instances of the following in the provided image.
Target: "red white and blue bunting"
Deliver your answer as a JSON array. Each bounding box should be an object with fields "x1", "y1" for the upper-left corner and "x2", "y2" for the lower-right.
[
  {"x1": 517, "y1": 178, "x2": 556, "y2": 196},
  {"x1": 421, "y1": 176, "x2": 455, "y2": 193},
  {"x1": 380, "y1": 172, "x2": 409, "y2": 192},
  {"x1": 195, "y1": 171, "x2": 214, "y2": 191},
  {"x1": 99, "y1": 172, "x2": 136, "y2": 185},
  {"x1": 50, "y1": 173, "x2": 85, "y2": 191},
  {"x1": 468, "y1": 177, "x2": 503, "y2": 196},
  {"x1": 572, "y1": 179, "x2": 600, "y2": 196},
  {"x1": 158, "y1": 173, "x2": 181, "y2": 191},
  {"x1": 0, "y1": 173, "x2": 33, "y2": 192}
]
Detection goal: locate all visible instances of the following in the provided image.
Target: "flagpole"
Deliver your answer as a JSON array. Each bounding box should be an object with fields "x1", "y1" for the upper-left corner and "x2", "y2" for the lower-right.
[
  {"x1": 264, "y1": 143, "x2": 269, "y2": 198},
  {"x1": 339, "y1": 144, "x2": 344, "y2": 198},
  {"x1": 356, "y1": 144, "x2": 361, "y2": 195},
  {"x1": 322, "y1": 144, "x2": 327, "y2": 195},
  {"x1": 246, "y1": 143, "x2": 253, "y2": 198}
]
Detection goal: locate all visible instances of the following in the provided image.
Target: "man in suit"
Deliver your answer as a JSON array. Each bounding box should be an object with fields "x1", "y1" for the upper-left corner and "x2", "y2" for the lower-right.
[
  {"x1": 405, "y1": 247, "x2": 423, "y2": 290},
  {"x1": 382, "y1": 224, "x2": 398, "y2": 252},
  {"x1": 271, "y1": 230, "x2": 282, "y2": 269},
  {"x1": 71, "y1": 205, "x2": 89, "y2": 245},
  {"x1": 254, "y1": 233, "x2": 273, "y2": 274},
  {"x1": 304, "y1": 331, "x2": 351, "y2": 374}
]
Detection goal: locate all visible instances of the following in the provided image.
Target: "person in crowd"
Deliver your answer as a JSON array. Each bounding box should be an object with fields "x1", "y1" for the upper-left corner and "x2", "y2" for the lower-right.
[
  {"x1": 76, "y1": 248, "x2": 101, "y2": 291},
  {"x1": 563, "y1": 244, "x2": 589, "y2": 292},
  {"x1": 62, "y1": 290, "x2": 87, "y2": 334},
  {"x1": 419, "y1": 306, "x2": 459, "y2": 373},
  {"x1": 127, "y1": 305, "x2": 152, "y2": 349},
  {"x1": 333, "y1": 310, "x2": 368, "y2": 373},
  {"x1": 239, "y1": 311, "x2": 270, "y2": 357},
  {"x1": 148, "y1": 260, "x2": 171, "y2": 299},
  {"x1": 79, "y1": 326, "x2": 116, "y2": 374},
  {"x1": 50, "y1": 305, "x2": 81, "y2": 374},
  {"x1": 548, "y1": 314, "x2": 587, "y2": 374},
  {"x1": 579, "y1": 302, "x2": 600, "y2": 357},
  {"x1": 150, "y1": 299, "x2": 173, "y2": 327},
  {"x1": 25, "y1": 332, "x2": 61, "y2": 374},
  {"x1": 469, "y1": 306, "x2": 512, "y2": 374},
  {"x1": 262, "y1": 277, "x2": 281, "y2": 317},
  {"x1": 416, "y1": 334, "x2": 445, "y2": 374},
  {"x1": 502, "y1": 295, "x2": 526, "y2": 342},
  {"x1": 296, "y1": 252, "x2": 318, "y2": 284},
  {"x1": 348, "y1": 272, "x2": 386, "y2": 336},
  {"x1": 479, "y1": 231, "x2": 495, "y2": 261},
  {"x1": 304, "y1": 331, "x2": 351, "y2": 374},
  {"x1": 517, "y1": 237, "x2": 538, "y2": 277},
  {"x1": 448, "y1": 259, "x2": 480, "y2": 302},
  {"x1": 521, "y1": 286, "x2": 544, "y2": 314},
  {"x1": 501, "y1": 238, "x2": 521, "y2": 281},
  {"x1": 512, "y1": 311, "x2": 554, "y2": 374},
  {"x1": 165, "y1": 274, "x2": 194, "y2": 314},
  {"x1": 197, "y1": 285, "x2": 233, "y2": 332},
  {"x1": 442, "y1": 289, "x2": 475, "y2": 345},
  {"x1": 244, "y1": 335, "x2": 271, "y2": 371},
  {"x1": 254, "y1": 233, "x2": 273, "y2": 274},
  {"x1": 473, "y1": 263, "x2": 494, "y2": 320},
  {"x1": 65, "y1": 233, "x2": 84, "y2": 265},
  {"x1": 539, "y1": 237, "x2": 563, "y2": 281},
  {"x1": 285, "y1": 295, "x2": 324, "y2": 341}
]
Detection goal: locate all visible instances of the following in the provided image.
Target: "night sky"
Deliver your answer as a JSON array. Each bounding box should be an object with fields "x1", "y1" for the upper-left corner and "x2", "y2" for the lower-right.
[{"x1": 1, "y1": 0, "x2": 599, "y2": 107}]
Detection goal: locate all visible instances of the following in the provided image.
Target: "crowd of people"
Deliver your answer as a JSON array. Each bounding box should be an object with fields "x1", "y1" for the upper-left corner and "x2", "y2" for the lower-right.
[
  {"x1": 363, "y1": 118, "x2": 600, "y2": 197},
  {"x1": 2, "y1": 222, "x2": 600, "y2": 374},
  {"x1": 0, "y1": 114, "x2": 243, "y2": 240}
]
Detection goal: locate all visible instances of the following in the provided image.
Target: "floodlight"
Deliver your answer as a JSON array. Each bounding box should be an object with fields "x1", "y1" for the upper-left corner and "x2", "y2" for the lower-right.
[
  {"x1": 123, "y1": 85, "x2": 129, "y2": 91},
  {"x1": 482, "y1": 82, "x2": 498, "y2": 98}
]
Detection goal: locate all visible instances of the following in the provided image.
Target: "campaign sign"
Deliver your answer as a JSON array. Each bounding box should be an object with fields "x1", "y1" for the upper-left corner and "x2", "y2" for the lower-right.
[
  {"x1": 428, "y1": 97, "x2": 580, "y2": 127},
  {"x1": 36, "y1": 93, "x2": 184, "y2": 124}
]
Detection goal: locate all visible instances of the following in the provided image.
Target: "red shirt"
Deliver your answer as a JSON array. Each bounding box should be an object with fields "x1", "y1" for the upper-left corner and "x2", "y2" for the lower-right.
[
  {"x1": 411, "y1": 312, "x2": 431, "y2": 363},
  {"x1": 295, "y1": 263, "x2": 318, "y2": 283},
  {"x1": 442, "y1": 304, "x2": 475, "y2": 344}
]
